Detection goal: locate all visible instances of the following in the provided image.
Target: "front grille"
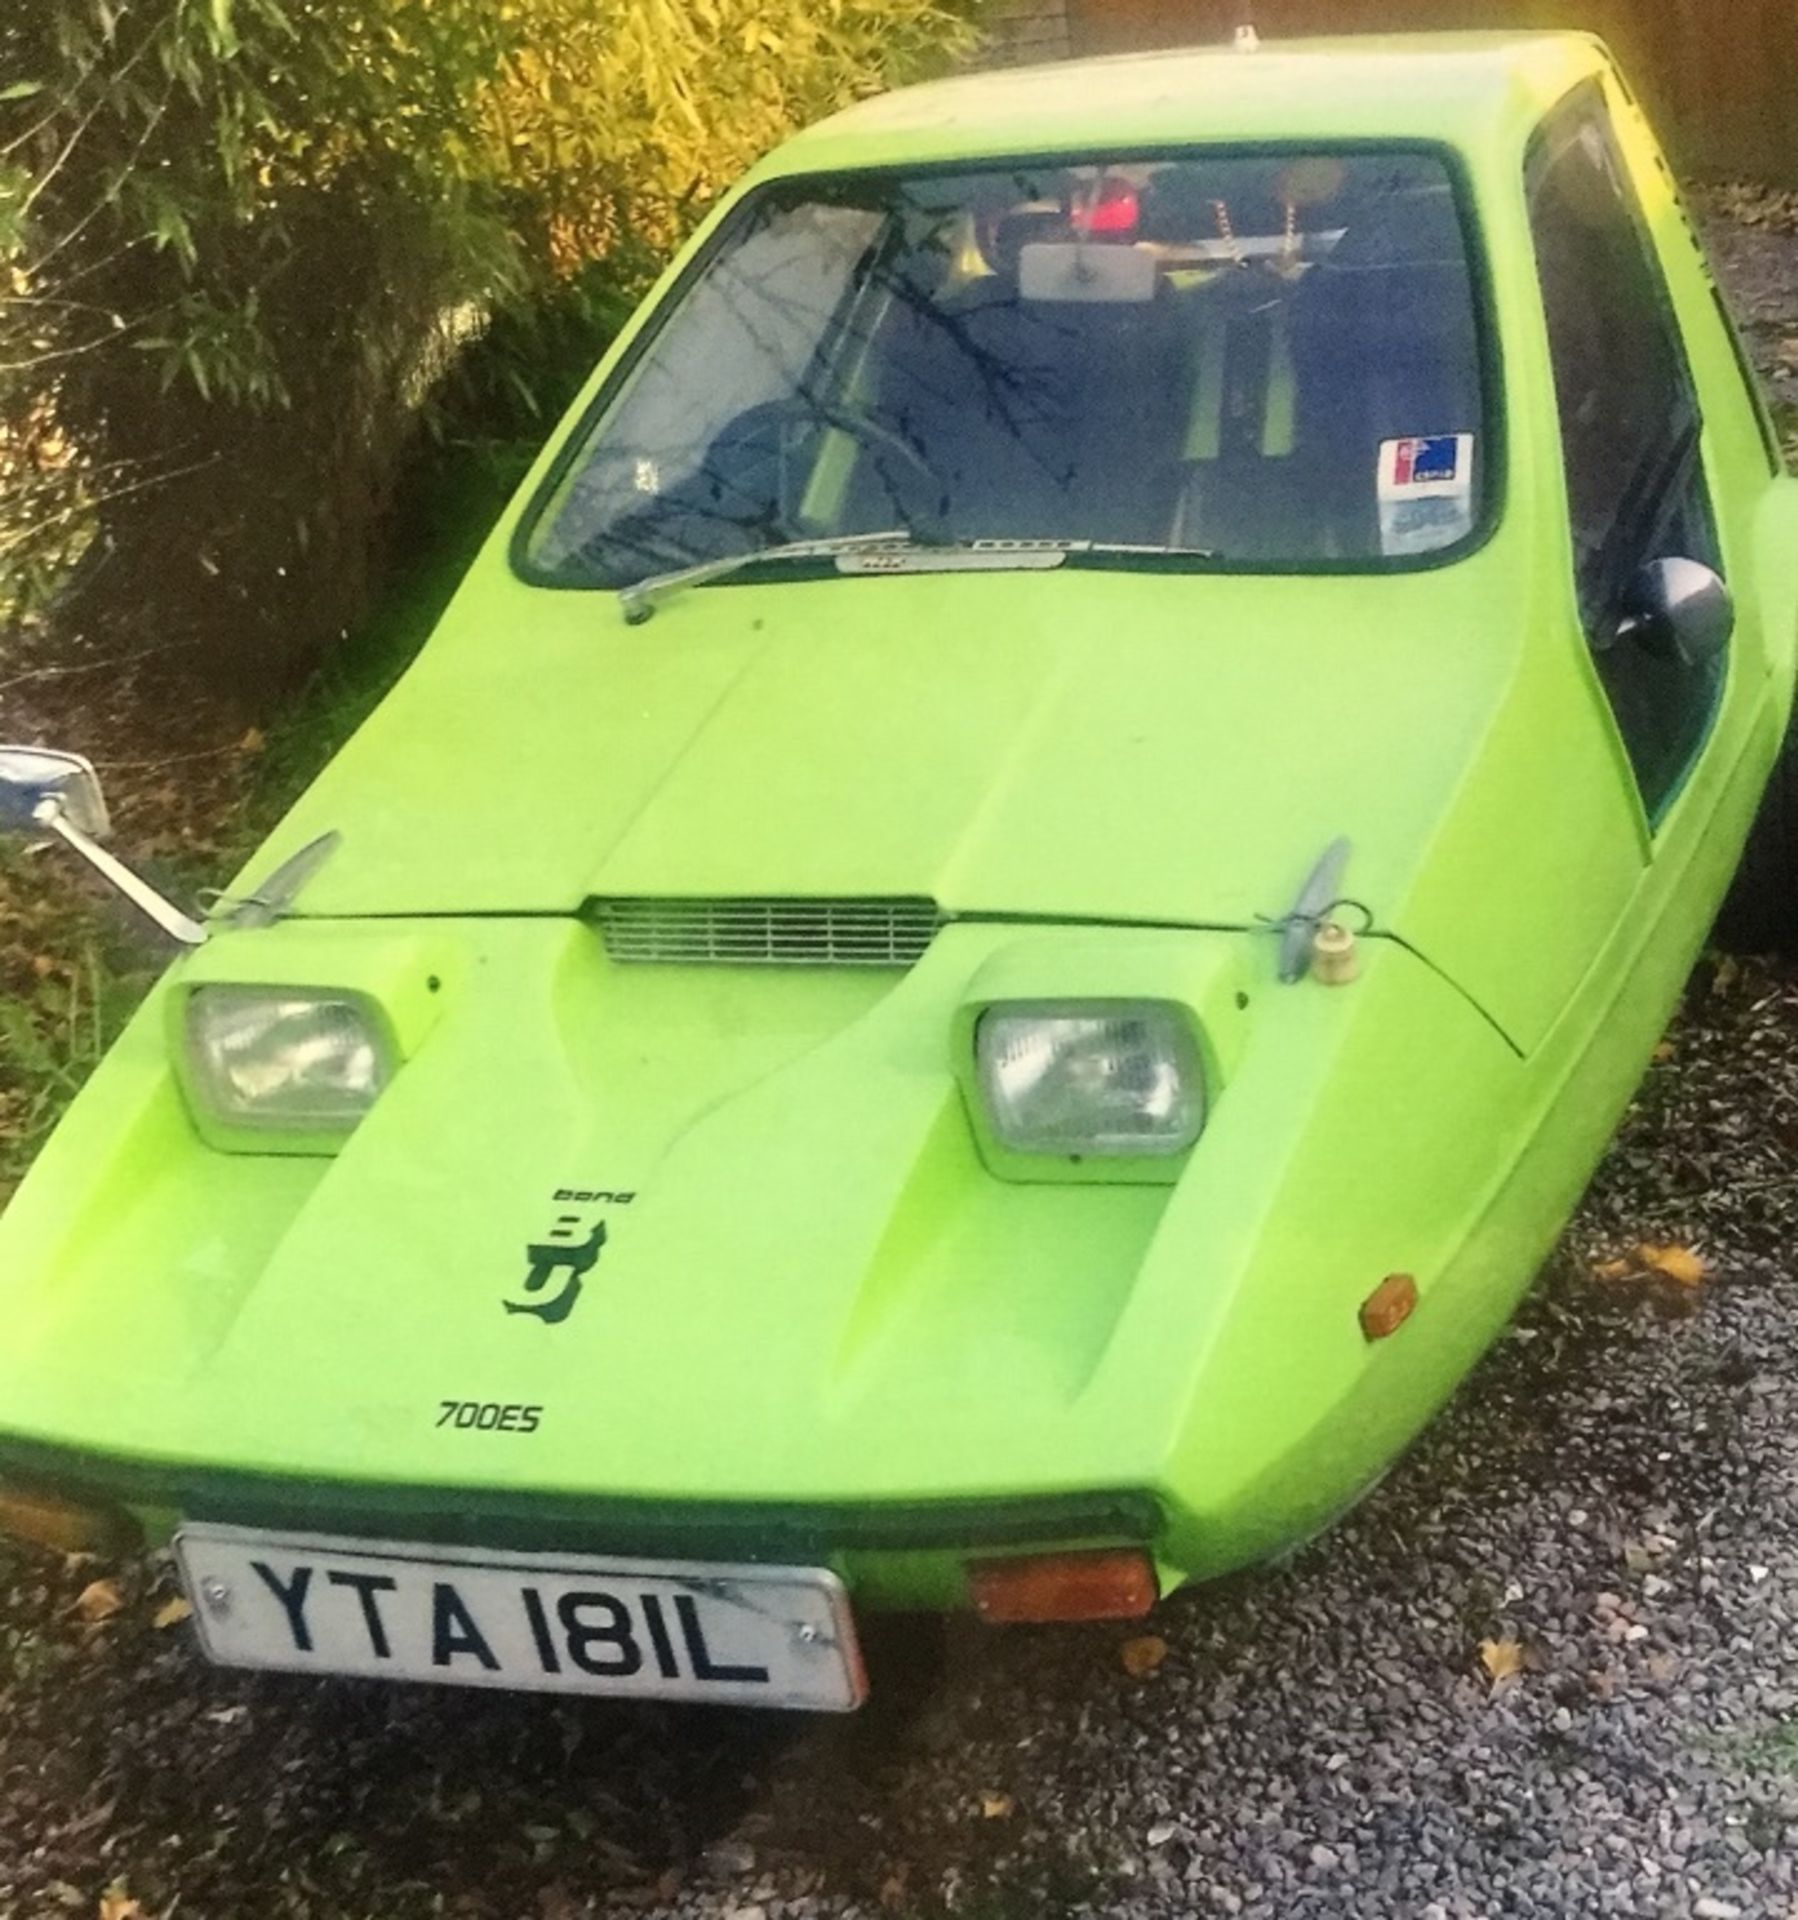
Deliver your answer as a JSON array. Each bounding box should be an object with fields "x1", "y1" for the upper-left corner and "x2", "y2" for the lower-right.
[{"x1": 591, "y1": 896, "x2": 943, "y2": 968}]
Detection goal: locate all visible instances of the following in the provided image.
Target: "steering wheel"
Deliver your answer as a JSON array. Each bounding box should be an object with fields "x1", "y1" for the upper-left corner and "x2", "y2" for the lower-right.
[
  {"x1": 574, "y1": 398, "x2": 951, "y2": 581},
  {"x1": 814, "y1": 403, "x2": 951, "y2": 540}
]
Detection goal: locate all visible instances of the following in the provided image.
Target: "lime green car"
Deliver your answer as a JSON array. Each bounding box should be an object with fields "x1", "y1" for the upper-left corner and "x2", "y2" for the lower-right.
[{"x1": 3, "y1": 32, "x2": 1796, "y2": 1712}]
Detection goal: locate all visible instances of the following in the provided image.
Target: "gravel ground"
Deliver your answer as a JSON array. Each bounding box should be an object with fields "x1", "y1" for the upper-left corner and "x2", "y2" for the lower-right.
[
  {"x1": 1702, "y1": 193, "x2": 1798, "y2": 431},
  {"x1": 3, "y1": 200, "x2": 1797, "y2": 1920}
]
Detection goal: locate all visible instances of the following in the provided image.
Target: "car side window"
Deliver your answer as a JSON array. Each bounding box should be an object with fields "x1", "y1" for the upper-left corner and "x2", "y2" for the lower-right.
[{"x1": 1527, "y1": 83, "x2": 1725, "y2": 823}]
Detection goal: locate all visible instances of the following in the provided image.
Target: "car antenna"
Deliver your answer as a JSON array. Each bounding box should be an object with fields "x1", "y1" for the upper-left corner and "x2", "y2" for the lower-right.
[
  {"x1": 1233, "y1": 2, "x2": 1260, "y2": 51},
  {"x1": 1273, "y1": 836, "x2": 1351, "y2": 983}
]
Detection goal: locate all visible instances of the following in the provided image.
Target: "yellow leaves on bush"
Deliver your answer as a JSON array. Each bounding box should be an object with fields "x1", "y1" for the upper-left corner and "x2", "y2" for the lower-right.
[{"x1": 483, "y1": 0, "x2": 977, "y2": 279}]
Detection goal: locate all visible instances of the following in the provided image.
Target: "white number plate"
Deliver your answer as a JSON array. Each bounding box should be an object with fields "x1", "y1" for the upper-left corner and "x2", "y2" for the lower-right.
[{"x1": 175, "y1": 1524, "x2": 865, "y2": 1712}]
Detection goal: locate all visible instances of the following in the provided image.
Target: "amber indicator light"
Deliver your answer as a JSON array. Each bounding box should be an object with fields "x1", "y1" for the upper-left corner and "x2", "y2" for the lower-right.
[
  {"x1": 969, "y1": 1548, "x2": 1158, "y2": 1624},
  {"x1": 1360, "y1": 1272, "x2": 1419, "y2": 1341}
]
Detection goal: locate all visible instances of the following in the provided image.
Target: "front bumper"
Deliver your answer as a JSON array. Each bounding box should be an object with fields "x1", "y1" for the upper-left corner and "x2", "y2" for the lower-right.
[{"x1": 0, "y1": 1440, "x2": 1162, "y2": 1610}]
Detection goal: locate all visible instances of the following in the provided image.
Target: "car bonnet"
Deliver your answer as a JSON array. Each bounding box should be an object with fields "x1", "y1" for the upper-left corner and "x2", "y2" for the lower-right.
[{"x1": 243, "y1": 559, "x2": 1520, "y2": 952}]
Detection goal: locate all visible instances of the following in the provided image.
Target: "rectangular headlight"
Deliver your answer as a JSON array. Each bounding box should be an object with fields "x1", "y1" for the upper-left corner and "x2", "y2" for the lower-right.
[
  {"x1": 975, "y1": 1000, "x2": 1205, "y2": 1157},
  {"x1": 184, "y1": 985, "x2": 392, "y2": 1132}
]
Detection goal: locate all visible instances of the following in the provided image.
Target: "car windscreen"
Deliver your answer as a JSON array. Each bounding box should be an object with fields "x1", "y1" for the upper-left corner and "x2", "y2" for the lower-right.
[{"x1": 519, "y1": 149, "x2": 1493, "y2": 586}]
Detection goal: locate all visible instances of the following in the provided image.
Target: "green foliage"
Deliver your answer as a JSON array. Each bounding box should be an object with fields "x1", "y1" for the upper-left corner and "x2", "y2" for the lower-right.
[
  {"x1": 488, "y1": 0, "x2": 978, "y2": 270},
  {"x1": 0, "y1": 434, "x2": 510, "y2": 1215},
  {"x1": 245, "y1": 440, "x2": 523, "y2": 823},
  {"x1": 0, "y1": 847, "x2": 154, "y2": 1206},
  {"x1": 0, "y1": 0, "x2": 979, "y2": 1201},
  {"x1": 0, "y1": 0, "x2": 979, "y2": 686}
]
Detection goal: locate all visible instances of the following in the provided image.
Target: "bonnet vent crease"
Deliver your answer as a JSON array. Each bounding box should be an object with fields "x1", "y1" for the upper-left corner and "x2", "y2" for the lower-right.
[{"x1": 591, "y1": 897, "x2": 943, "y2": 968}]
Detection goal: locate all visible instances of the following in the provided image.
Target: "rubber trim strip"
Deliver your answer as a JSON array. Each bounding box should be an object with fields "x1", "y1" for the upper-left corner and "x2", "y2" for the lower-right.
[{"x1": 0, "y1": 1441, "x2": 1160, "y2": 1560}]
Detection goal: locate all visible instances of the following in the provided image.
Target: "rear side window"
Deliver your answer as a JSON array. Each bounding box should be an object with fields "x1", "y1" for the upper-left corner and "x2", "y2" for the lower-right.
[{"x1": 1527, "y1": 84, "x2": 1724, "y2": 819}]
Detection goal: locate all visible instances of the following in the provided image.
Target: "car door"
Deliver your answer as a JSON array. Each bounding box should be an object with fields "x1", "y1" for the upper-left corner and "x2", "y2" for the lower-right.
[{"x1": 1524, "y1": 77, "x2": 1752, "y2": 834}]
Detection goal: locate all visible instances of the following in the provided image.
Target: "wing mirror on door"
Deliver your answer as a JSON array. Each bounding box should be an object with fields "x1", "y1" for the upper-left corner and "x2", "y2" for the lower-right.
[
  {"x1": 1615, "y1": 557, "x2": 1735, "y2": 668},
  {"x1": 0, "y1": 746, "x2": 111, "y2": 838},
  {"x1": 0, "y1": 745, "x2": 207, "y2": 945}
]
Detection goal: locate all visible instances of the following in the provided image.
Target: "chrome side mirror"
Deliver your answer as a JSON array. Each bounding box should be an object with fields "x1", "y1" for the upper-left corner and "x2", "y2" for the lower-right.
[
  {"x1": 0, "y1": 746, "x2": 111, "y2": 839},
  {"x1": 1616, "y1": 557, "x2": 1734, "y2": 668},
  {"x1": 0, "y1": 742, "x2": 206, "y2": 945}
]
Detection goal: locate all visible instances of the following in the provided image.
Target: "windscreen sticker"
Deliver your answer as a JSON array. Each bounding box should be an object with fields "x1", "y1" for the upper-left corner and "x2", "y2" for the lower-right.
[{"x1": 1378, "y1": 434, "x2": 1476, "y2": 558}]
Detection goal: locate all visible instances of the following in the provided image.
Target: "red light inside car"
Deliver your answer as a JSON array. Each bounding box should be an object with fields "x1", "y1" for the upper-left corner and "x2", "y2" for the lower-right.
[
  {"x1": 1075, "y1": 181, "x2": 1140, "y2": 237},
  {"x1": 969, "y1": 1548, "x2": 1158, "y2": 1623}
]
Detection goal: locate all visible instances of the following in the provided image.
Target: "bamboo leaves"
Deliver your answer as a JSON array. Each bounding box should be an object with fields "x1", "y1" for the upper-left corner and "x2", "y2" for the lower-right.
[{"x1": 0, "y1": 0, "x2": 975, "y2": 659}]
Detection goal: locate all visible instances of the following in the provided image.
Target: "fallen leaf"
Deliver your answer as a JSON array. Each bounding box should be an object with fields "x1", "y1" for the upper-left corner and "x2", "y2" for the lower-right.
[
  {"x1": 237, "y1": 727, "x2": 266, "y2": 756},
  {"x1": 1591, "y1": 1256, "x2": 1635, "y2": 1283},
  {"x1": 72, "y1": 1579, "x2": 125, "y2": 1624},
  {"x1": 152, "y1": 1595, "x2": 192, "y2": 1630},
  {"x1": 1478, "y1": 1637, "x2": 1526, "y2": 1683},
  {"x1": 1652, "y1": 1039, "x2": 1677, "y2": 1063},
  {"x1": 1119, "y1": 1634, "x2": 1169, "y2": 1678},
  {"x1": 1637, "y1": 1243, "x2": 1706, "y2": 1289},
  {"x1": 98, "y1": 1888, "x2": 144, "y2": 1920},
  {"x1": 979, "y1": 1792, "x2": 1014, "y2": 1820}
]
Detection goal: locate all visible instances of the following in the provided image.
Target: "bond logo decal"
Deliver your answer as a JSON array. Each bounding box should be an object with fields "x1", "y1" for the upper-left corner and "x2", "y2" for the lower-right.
[
  {"x1": 507, "y1": 1219, "x2": 605, "y2": 1325},
  {"x1": 502, "y1": 1189, "x2": 635, "y2": 1326}
]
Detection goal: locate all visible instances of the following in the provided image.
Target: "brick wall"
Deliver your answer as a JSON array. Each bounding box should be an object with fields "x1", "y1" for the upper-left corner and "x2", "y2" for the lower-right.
[{"x1": 979, "y1": 0, "x2": 1073, "y2": 67}]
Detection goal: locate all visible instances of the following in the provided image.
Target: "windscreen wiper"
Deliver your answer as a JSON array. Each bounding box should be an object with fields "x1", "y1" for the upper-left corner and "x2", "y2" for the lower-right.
[
  {"x1": 617, "y1": 533, "x2": 1218, "y2": 625},
  {"x1": 618, "y1": 531, "x2": 909, "y2": 625},
  {"x1": 835, "y1": 538, "x2": 1217, "y2": 575}
]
